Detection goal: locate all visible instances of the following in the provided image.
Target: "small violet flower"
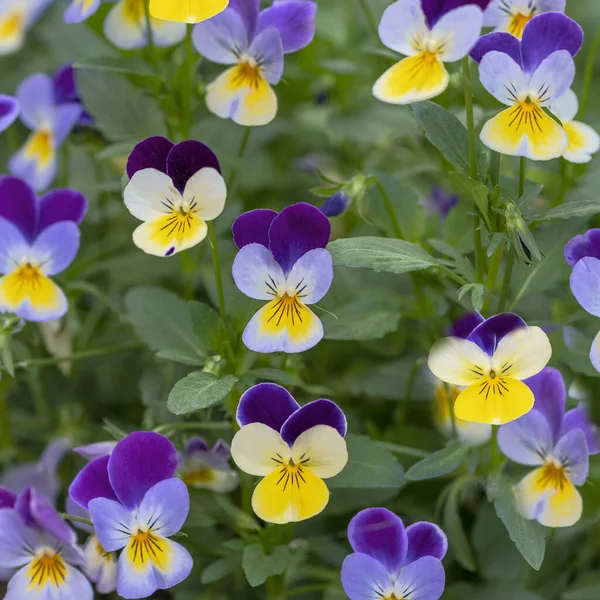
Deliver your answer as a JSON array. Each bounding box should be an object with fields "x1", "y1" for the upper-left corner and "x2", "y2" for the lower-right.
[
  {"x1": 470, "y1": 13, "x2": 583, "y2": 161},
  {"x1": 341, "y1": 508, "x2": 447, "y2": 600},
  {"x1": 320, "y1": 191, "x2": 350, "y2": 218},
  {"x1": 0, "y1": 0, "x2": 51, "y2": 55},
  {"x1": 150, "y1": 0, "x2": 228, "y2": 23},
  {"x1": 0, "y1": 94, "x2": 19, "y2": 132},
  {"x1": 69, "y1": 431, "x2": 193, "y2": 600},
  {"x1": 498, "y1": 367, "x2": 599, "y2": 527},
  {"x1": 0, "y1": 177, "x2": 86, "y2": 322},
  {"x1": 123, "y1": 136, "x2": 227, "y2": 257},
  {"x1": 421, "y1": 185, "x2": 459, "y2": 219},
  {"x1": 232, "y1": 203, "x2": 333, "y2": 354},
  {"x1": 0, "y1": 486, "x2": 93, "y2": 600},
  {"x1": 373, "y1": 0, "x2": 490, "y2": 105},
  {"x1": 180, "y1": 437, "x2": 240, "y2": 493},
  {"x1": 483, "y1": 0, "x2": 566, "y2": 39},
  {"x1": 193, "y1": 0, "x2": 317, "y2": 126},
  {"x1": 428, "y1": 313, "x2": 552, "y2": 424},
  {"x1": 230, "y1": 383, "x2": 348, "y2": 524}
]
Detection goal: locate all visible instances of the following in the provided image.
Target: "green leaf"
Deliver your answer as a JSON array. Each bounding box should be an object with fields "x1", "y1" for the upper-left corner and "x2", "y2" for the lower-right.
[
  {"x1": 200, "y1": 555, "x2": 242, "y2": 584},
  {"x1": 448, "y1": 171, "x2": 491, "y2": 228},
  {"x1": 563, "y1": 574, "x2": 600, "y2": 600},
  {"x1": 445, "y1": 582, "x2": 544, "y2": 600},
  {"x1": 533, "y1": 199, "x2": 600, "y2": 224},
  {"x1": 167, "y1": 372, "x2": 238, "y2": 415},
  {"x1": 457, "y1": 283, "x2": 486, "y2": 313},
  {"x1": 405, "y1": 441, "x2": 469, "y2": 481},
  {"x1": 155, "y1": 349, "x2": 204, "y2": 367},
  {"x1": 242, "y1": 544, "x2": 290, "y2": 587},
  {"x1": 124, "y1": 287, "x2": 202, "y2": 355},
  {"x1": 328, "y1": 434, "x2": 404, "y2": 489},
  {"x1": 74, "y1": 56, "x2": 159, "y2": 78},
  {"x1": 189, "y1": 301, "x2": 225, "y2": 355},
  {"x1": 328, "y1": 237, "x2": 440, "y2": 275},
  {"x1": 486, "y1": 471, "x2": 546, "y2": 570},
  {"x1": 428, "y1": 238, "x2": 475, "y2": 282}
]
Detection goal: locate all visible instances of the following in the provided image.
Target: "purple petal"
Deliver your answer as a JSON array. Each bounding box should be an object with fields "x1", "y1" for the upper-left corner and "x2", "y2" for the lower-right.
[
  {"x1": 107, "y1": 432, "x2": 178, "y2": 510},
  {"x1": 562, "y1": 405, "x2": 600, "y2": 455},
  {"x1": 211, "y1": 439, "x2": 232, "y2": 460},
  {"x1": 0, "y1": 95, "x2": 19, "y2": 133},
  {"x1": 394, "y1": 556, "x2": 445, "y2": 600},
  {"x1": 497, "y1": 409, "x2": 553, "y2": 465},
  {"x1": 137, "y1": 478, "x2": 189, "y2": 537},
  {"x1": 341, "y1": 553, "x2": 393, "y2": 600},
  {"x1": 53, "y1": 64, "x2": 78, "y2": 104},
  {"x1": 232, "y1": 243, "x2": 286, "y2": 300},
  {"x1": 523, "y1": 367, "x2": 566, "y2": 444},
  {"x1": 590, "y1": 330, "x2": 600, "y2": 375},
  {"x1": 31, "y1": 221, "x2": 80, "y2": 276},
  {"x1": 256, "y1": 0, "x2": 316, "y2": 54},
  {"x1": 405, "y1": 522, "x2": 448, "y2": 564},
  {"x1": 53, "y1": 103, "x2": 83, "y2": 146},
  {"x1": 570, "y1": 257, "x2": 600, "y2": 318},
  {"x1": 0, "y1": 218, "x2": 28, "y2": 274},
  {"x1": 0, "y1": 508, "x2": 43, "y2": 568},
  {"x1": 564, "y1": 229, "x2": 600, "y2": 267},
  {"x1": 88, "y1": 497, "x2": 134, "y2": 552},
  {"x1": 268, "y1": 202, "x2": 331, "y2": 274},
  {"x1": 229, "y1": 0, "x2": 260, "y2": 35},
  {"x1": 126, "y1": 136, "x2": 173, "y2": 179},
  {"x1": 184, "y1": 437, "x2": 209, "y2": 456},
  {"x1": 280, "y1": 399, "x2": 347, "y2": 446},
  {"x1": 470, "y1": 31, "x2": 522, "y2": 66},
  {"x1": 422, "y1": 186, "x2": 458, "y2": 218},
  {"x1": 285, "y1": 248, "x2": 333, "y2": 304},
  {"x1": 348, "y1": 508, "x2": 408, "y2": 576},
  {"x1": 38, "y1": 188, "x2": 87, "y2": 233},
  {"x1": 449, "y1": 312, "x2": 484, "y2": 339},
  {"x1": 232, "y1": 208, "x2": 278, "y2": 249},
  {"x1": 555, "y1": 429, "x2": 589, "y2": 486},
  {"x1": 320, "y1": 191, "x2": 349, "y2": 217},
  {"x1": 68, "y1": 455, "x2": 119, "y2": 510},
  {"x1": 466, "y1": 313, "x2": 527, "y2": 356},
  {"x1": 166, "y1": 140, "x2": 221, "y2": 194},
  {"x1": 39, "y1": 438, "x2": 71, "y2": 472},
  {"x1": 73, "y1": 441, "x2": 117, "y2": 461},
  {"x1": 248, "y1": 26, "x2": 284, "y2": 84},
  {"x1": 521, "y1": 13, "x2": 583, "y2": 74},
  {"x1": 236, "y1": 383, "x2": 300, "y2": 431},
  {"x1": 0, "y1": 487, "x2": 16, "y2": 508},
  {"x1": 422, "y1": 0, "x2": 491, "y2": 28},
  {"x1": 16, "y1": 73, "x2": 55, "y2": 130},
  {"x1": 0, "y1": 176, "x2": 37, "y2": 241},
  {"x1": 192, "y1": 8, "x2": 249, "y2": 64}
]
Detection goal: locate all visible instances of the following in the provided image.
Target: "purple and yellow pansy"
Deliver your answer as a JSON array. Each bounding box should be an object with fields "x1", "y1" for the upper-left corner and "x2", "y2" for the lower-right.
[
  {"x1": 428, "y1": 313, "x2": 552, "y2": 424},
  {"x1": 69, "y1": 431, "x2": 192, "y2": 600},
  {"x1": 373, "y1": 0, "x2": 490, "y2": 105},
  {"x1": 192, "y1": 0, "x2": 317, "y2": 126},
  {"x1": 499, "y1": 367, "x2": 598, "y2": 527},
  {"x1": 341, "y1": 508, "x2": 447, "y2": 600},
  {"x1": 232, "y1": 202, "x2": 333, "y2": 354},
  {"x1": 471, "y1": 12, "x2": 583, "y2": 161},
  {"x1": 483, "y1": 0, "x2": 566, "y2": 39},
  {"x1": 124, "y1": 136, "x2": 227, "y2": 257},
  {"x1": 230, "y1": 383, "x2": 348, "y2": 524}
]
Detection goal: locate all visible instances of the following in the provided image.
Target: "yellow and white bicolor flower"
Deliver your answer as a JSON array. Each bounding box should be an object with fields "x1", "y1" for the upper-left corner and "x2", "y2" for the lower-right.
[
  {"x1": 0, "y1": 0, "x2": 48, "y2": 55},
  {"x1": 550, "y1": 89, "x2": 600, "y2": 164},
  {"x1": 83, "y1": 535, "x2": 117, "y2": 594},
  {"x1": 373, "y1": 0, "x2": 485, "y2": 105}
]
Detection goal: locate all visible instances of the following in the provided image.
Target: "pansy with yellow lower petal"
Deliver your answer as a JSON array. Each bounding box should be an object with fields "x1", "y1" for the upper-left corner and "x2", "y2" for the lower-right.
[
  {"x1": 232, "y1": 203, "x2": 332, "y2": 354},
  {"x1": 471, "y1": 13, "x2": 583, "y2": 161},
  {"x1": 373, "y1": 0, "x2": 489, "y2": 105},
  {"x1": 483, "y1": 0, "x2": 565, "y2": 39},
  {"x1": 231, "y1": 383, "x2": 348, "y2": 524},
  {"x1": 498, "y1": 367, "x2": 596, "y2": 527},
  {"x1": 69, "y1": 432, "x2": 192, "y2": 599},
  {"x1": 0, "y1": 0, "x2": 51, "y2": 55},
  {"x1": 193, "y1": 0, "x2": 316, "y2": 126},
  {"x1": 150, "y1": 0, "x2": 228, "y2": 23},
  {"x1": 124, "y1": 136, "x2": 226, "y2": 257},
  {"x1": 428, "y1": 313, "x2": 552, "y2": 425}
]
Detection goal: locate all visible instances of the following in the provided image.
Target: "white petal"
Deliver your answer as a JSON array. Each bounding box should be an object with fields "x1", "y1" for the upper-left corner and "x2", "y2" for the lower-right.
[
  {"x1": 291, "y1": 425, "x2": 348, "y2": 479},
  {"x1": 124, "y1": 169, "x2": 182, "y2": 221},
  {"x1": 478, "y1": 51, "x2": 527, "y2": 106},
  {"x1": 378, "y1": 0, "x2": 427, "y2": 56},
  {"x1": 491, "y1": 326, "x2": 552, "y2": 380},
  {"x1": 427, "y1": 337, "x2": 491, "y2": 386},
  {"x1": 230, "y1": 423, "x2": 291, "y2": 476},
  {"x1": 232, "y1": 243, "x2": 286, "y2": 301},
  {"x1": 183, "y1": 167, "x2": 227, "y2": 221},
  {"x1": 431, "y1": 5, "x2": 484, "y2": 63}
]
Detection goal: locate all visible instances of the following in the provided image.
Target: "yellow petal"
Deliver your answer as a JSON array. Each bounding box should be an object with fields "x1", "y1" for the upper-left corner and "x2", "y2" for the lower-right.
[
  {"x1": 150, "y1": 0, "x2": 228, "y2": 23},
  {"x1": 563, "y1": 120, "x2": 600, "y2": 164}
]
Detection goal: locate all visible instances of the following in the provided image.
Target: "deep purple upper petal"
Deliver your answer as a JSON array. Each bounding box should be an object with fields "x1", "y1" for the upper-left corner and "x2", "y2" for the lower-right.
[
  {"x1": 256, "y1": 1, "x2": 317, "y2": 54},
  {"x1": 268, "y1": 202, "x2": 331, "y2": 274},
  {"x1": 68, "y1": 455, "x2": 118, "y2": 510},
  {"x1": 53, "y1": 64, "x2": 78, "y2": 104},
  {"x1": 348, "y1": 508, "x2": 408, "y2": 576},
  {"x1": 449, "y1": 312, "x2": 484, "y2": 339},
  {"x1": 107, "y1": 432, "x2": 178, "y2": 510},
  {"x1": 184, "y1": 437, "x2": 209, "y2": 456},
  {"x1": 232, "y1": 209, "x2": 278, "y2": 249},
  {"x1": 166, "y1": 140, "x2": 221, "y2": 194},
  {"x1": 422, "y1": 0, "x2": 491, "y2": 28},
  {"x1": 37, "y1": 188, "x2": 87, "y2": 233},
  {"x1": 0, "y1": 176, "x2": 37, "y2": 241},
  {"x1": 562, "y1": 405, "x2": 600, "y2": 455},
  {"x1": 521, "y1": 12, "x2": 583, "y2": 74},
  {"x1": 405, "y1": 522, "x2": 448, "y2": 564},
  {"x1": 126, "y1": 136, "x2": 173, "y2": 179},
  {"x1": 0, "y1": 486, "x2": 16, "y2": 508},
  {"x1": 229, "y1": 0, "x2": 260, "y2": 36},
  {"x1": 236, "y1": 383, "x2": 300, "y2": 432},
  {"x1": 280, "y1": 399, "x2": 347, "y2": 446},
  {"x1": 470, "y1": 31, "x2": 523, "y2": 66},
  {"x1": 466, "y1": 313, "x2": 527, "y2": 356},
  {"x1": 523, "y1": 367, "x2": 566, "y2": 445},
  {"x1": 564, "y1": 229, "x2": 600, "y2": 267}
]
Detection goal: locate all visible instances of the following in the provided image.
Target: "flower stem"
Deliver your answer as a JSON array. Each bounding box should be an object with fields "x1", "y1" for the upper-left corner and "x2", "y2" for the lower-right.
[
  {"x1": 483, "y1": 241, "x2": 505, "y2": 314},
  {"x1": 153, "y1": 421, "x2": 232, "y2": 435},
  {"x1": 60, "y1": 513, "x2": 94, "y2": 527},
  {"x1": 518, "y1": 156, "x2": 526, "y2": 198},
  {"x1": 357, "y1": 0, "x2": 378, "y2": 38},
  {"x1": 581, "y1": 27, "x2": 600, "y2": 119},
  {"x1": 207, "y1": 221, "x2": 227, "y2": 319},
  {"x1": 143, "y1": 2, "x2": 160, "y2": 76},
  {"x1": 376, "y1": 180, "x2": 404, "y2": 239},
  {"x1": 181, "y1": 24, "x2": 195, "y2": 140},
  {"x1": 498, "y1": 251, "x2": 515, "y2": 313},
  {"x1": 227, "y1": 127, "x2": 252, "y2": 192},
  {"x1": 0, "y1": 380, "x2": 11, "y2": 452}
]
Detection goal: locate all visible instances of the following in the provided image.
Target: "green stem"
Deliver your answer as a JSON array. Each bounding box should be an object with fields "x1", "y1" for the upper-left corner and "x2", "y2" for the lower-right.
[
  {"x1": 227, "y1": 127, "x2": 252, "y2": 192},
  {"x1": 207, "y1": 222, "x2": 226, "y2": 319},
  {"x1": 518, "y1": 156, "x2": 526, "y2": 198},
  {"x1": 377, "y1": 442, "x2": 430, "y2": 459},
  {"x1": 357, "y1": 0, "x2": 378, "y2": 38},
  {"x1": 143, "y1": 2, "x2": 161, "y2": 76},
  {"x1": 490, "y1": 426, "x2": 501, "y2": 469},
  {"x1": 181, "y1": 25, "x2": 195, "y2": 140},
  {"x1": 581, "y1": 27, "x2": 600, "y2": 119},
  {"x1": 0, "y1": 381, "x2": 11, "y2": 451},
  {"x1": 498, "y1": 251, "x2": 515, "y2": 313},
  {"x1": 489, "y1": 151, "x2": 501, "y2": 188},
  {"x1": 153, "y1": 421, "x2": 232, "y2": 435},
  {"x1": 376, "y1": 180, "x2": 404, "y2": 239},
  {"x1": 483, "y1": 241, "x2": 505, "y2": 314},
  {"x1": 60, "y1": 513, "x2": 94, "y2": 527},
  {"x1": 398, "y1": 360, "x2": 420, "y2": 425}
]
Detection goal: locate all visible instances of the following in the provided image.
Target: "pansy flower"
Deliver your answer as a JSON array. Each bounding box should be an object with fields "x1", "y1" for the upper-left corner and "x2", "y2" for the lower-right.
[
  {"x1": 123, "y1": 136, "x2": 227, "y2": 257},
  {"x1": 10, "y1": 73, "x2": 83, "y2": 191},
  {"x1": 0, "y1": 0, "x2": 51, "y2": 55},
  {"x1": 470, "y1": 13, "x2": 583, "y2": 161},
  {"x1": 69, "y1": 431, "x2": 193, "y2": 600},
  {"x1": 341, "y1": 508, "x2": 447, "y2": 600},
  {"x1": 230, "y1": 383, "x2": 348, "y2": 524},
  {"x1": 74, "y1": 440, "x2": 118, "y2": 461},
  {"x1": 421, "y1": 185, "x2": 459, "y2": 218},
  {"x1": 550, "y1": 89, "x2": 600, "y2": 164},
  {"x1": 0, "y1": 94, "x2": 19, "y2": 132},
  {"x1": 232, "y1": 203, "x2": 332, "y2": 354},
  {"x1": 180, "y1": 437, "x2": 240, "y2": 493},
  {"x1": 428, "y1": 313, "x2": 552, "y2": 424},
  {"x1": 64, "y1": 0, "x2": 186, "y2": 50},
  {"x1": 320, "y1": 191, "x2": 350, "y2": 218},
  {"x1": 498, "y1": 367, "x2": 596, "y2": 527},
  {"x1": 0, "y1": 486, "x2": 93, "y2": 600},
  {"x1": 53, "y1": 64, "x2": 93, "y2": 126},
  {"x1": 483, "y1": 0, "x2": 566, "y2": 39},
  {"x1": 373, "y1": 0, "x2": 490, "y2": 105},
  {"x1": 150, "y1": 0, "x2": 228, "y2": 23},
  {"x1": 193, "y1": 0, "x2": 317, "y2": 126}
]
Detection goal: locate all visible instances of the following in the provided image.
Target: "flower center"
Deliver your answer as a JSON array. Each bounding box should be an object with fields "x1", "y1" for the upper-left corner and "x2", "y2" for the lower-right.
[
  {"x1": 95, "y1": 539, "x2": 113, "y2": 563},
  {"x1": 123, "y1": 0, "x2": 144, "y2": 22},
  {"x1": 14, "y1": 263, "x2": 43, "y2": 287},
  {"x1": 0, "y1": 8, "x2": 24, "y2": 40},
  {"x1": 267, "y1": 293, "x2": 306, "y2": 328},
  {"x1": 232, "y1": 60, "x2": 263, "y2": 90},
  {"x1": 271, "y1": 453, "x2": 311, "y2": 491},
  {"x1": 27, "y1": 550, "x2": 66, "y2": 589},
  {"x1": 182, "y1": 467, "x2": 215, "y2": 485},
  {"x1": 509, "y1": 12, "x2": 533, "y2": 38},
  {"x1": 24, "y1": 130, "x2": 54, "y2": 166},
  {"x1": 128, "y1": 528, "x2": 169, "y2": 569},
  {"x1": 538, "y1": 460, "x2": 568, "y2": 491}
]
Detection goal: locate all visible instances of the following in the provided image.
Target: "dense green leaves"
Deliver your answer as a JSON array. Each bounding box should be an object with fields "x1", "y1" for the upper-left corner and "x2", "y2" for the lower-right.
[
  {"x1": 242, "y1": 544, "x2": 290, "y2": 587},
  {"x1": 405, "y1": 441, "x2": 469, "y2": 481},
  {"x1": 167, "y1": 372, "x2": 238, "y2": 415},
  {"x1": 534, "y1": 199, "x2": 600, "y2": 223}
]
